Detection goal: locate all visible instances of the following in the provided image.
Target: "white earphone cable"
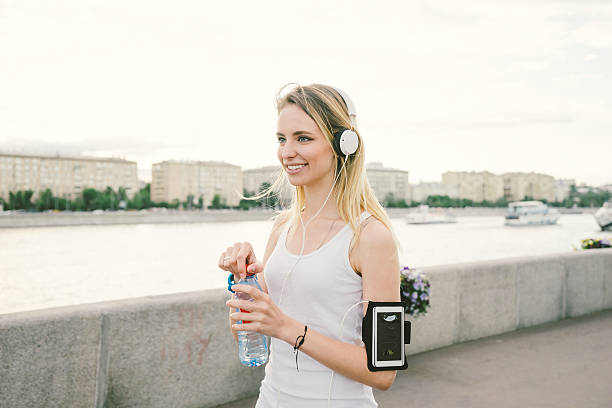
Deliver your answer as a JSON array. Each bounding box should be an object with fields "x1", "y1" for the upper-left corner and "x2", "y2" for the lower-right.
[
  {"x1": 274, "y1": 158, "x2": 347, "y2": 408},
  {"x1": 277, "y1": 157, "x2": 346, "y2": 308},
  {"x1": 327, "y1": 299, "x2": 369, "y2": 407}
]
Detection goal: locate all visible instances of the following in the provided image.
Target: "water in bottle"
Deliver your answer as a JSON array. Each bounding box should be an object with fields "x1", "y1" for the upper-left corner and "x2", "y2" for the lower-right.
[{"x1": 236, "y1": 273, "x2": 269, "y2": 367}]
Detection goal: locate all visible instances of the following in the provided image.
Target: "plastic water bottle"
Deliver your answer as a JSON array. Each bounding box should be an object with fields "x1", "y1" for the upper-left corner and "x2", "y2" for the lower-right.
[{"x1": 236, "y1": 273, "x2": 269, "y2": 367}]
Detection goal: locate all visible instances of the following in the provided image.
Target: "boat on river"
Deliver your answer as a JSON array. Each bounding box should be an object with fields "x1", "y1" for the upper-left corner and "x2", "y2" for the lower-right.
[
  {"x1": 405, "y1": 205, "x2": 457, "y2": 224},
  {"x1": 504, "y1": 201, "x2": 560, "y2": 226},
  {"x1": 594, "y1": 200, "x2": 612, "y2": 231}
]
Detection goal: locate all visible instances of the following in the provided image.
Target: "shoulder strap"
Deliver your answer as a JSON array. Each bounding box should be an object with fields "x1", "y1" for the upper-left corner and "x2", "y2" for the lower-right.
[{"x1": 360, "y1": 210, "x2": 372, "y2": 222}]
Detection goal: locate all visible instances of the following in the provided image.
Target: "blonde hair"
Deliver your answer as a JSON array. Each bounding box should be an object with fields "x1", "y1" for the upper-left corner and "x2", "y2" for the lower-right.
[{"x1": 248, "y1": 83, "x2": 402, "y2": 255}]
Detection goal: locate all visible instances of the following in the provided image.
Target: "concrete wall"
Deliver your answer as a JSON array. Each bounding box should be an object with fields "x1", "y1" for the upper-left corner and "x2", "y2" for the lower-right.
[
  {"x1": 406, "y1": 249, "x2": 612, "y2": 355},
  {"x1": 0, "y1": 210, "x2": 277, "y2": 229},
  {"x1": 1, "y1": 249, "x2": 611, "y2": 407}
]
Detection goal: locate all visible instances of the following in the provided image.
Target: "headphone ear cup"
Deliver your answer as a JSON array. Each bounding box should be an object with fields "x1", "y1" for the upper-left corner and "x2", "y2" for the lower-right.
[
  {"x1": 332, "y1": 130, "x2": 346, "y2": 157},
  {"x1": 338, "y1": 129, "x2": 359, "y2": 156}
]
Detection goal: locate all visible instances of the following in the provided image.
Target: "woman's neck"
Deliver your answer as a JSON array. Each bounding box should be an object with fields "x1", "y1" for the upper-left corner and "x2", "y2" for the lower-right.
[{"x1": 301, "y1": 183, "x2": 341, "y2": 222}]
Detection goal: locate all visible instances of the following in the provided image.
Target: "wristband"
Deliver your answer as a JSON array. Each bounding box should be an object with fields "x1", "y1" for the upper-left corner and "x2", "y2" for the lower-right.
[{"x1": 293, "y1": 325, "x2": 307, "y2": 372}]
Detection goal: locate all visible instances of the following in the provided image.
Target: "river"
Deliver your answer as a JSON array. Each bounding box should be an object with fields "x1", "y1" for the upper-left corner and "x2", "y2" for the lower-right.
[{"x1": 1, "y1": 213, "x2": 609, "y2": 315}]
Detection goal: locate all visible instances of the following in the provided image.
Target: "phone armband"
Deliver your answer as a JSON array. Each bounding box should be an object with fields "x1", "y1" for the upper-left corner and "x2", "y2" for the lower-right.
[{"x1": 362, "y1": 301, "x2": 411, "y2": 372}]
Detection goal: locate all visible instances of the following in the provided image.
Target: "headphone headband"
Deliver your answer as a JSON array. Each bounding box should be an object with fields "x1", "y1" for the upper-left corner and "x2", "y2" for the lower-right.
[{"x1": 331, "y1": 86, "x2": 357, "y2": 129}]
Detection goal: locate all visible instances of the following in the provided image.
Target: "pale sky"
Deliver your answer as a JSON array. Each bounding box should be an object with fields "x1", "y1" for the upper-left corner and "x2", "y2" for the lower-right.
[{"x1": 1, "y1": 0, "x2": 611, "y2": 185}]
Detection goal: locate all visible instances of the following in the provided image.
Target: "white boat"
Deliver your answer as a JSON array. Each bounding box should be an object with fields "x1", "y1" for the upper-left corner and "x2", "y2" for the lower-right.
[
  {"x1": 504, "y1": 201, "x2": 560, "y2": 226},
  {"x1": 405, "y1": 205, "x2": 457, "y2": 224},
  {"x1": 594, "y1": 200, "x2": 612, "y2": 231}
]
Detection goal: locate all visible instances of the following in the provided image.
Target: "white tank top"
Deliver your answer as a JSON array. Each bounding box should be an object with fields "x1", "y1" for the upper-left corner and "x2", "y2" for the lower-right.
[{"x1": 257, "y1": 211, "x2": 378, "y2": 407}]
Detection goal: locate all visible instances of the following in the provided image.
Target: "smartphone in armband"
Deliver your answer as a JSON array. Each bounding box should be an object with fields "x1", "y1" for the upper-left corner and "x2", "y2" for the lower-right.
[
  {"x1": 373, "y1": 306, "x2": 404, "y2": 368},
  {"x1": 362, "y1": 301, "x2": 410, "y2": 371}
]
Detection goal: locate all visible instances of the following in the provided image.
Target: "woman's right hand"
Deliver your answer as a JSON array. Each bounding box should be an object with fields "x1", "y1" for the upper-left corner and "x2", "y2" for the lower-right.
[
  {"x1": 220, "y1": 242, "x2": 265, "y2": 343},
  {"x1": 218, "y1": 242, "x2": 263, "y2": 282}
]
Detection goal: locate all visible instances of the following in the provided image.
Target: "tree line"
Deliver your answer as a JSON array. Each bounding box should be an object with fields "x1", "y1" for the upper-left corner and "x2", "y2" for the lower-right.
[
  {"x1": 1, "y1": 183, "x2": 609, "y2": 212},
  {"x1": 0, "y1": 182, "x2": 283, "y2": 212},
  {"x1": 383, "y1": 186, "x2": 611, "y2": 209},
  {"x1": 1, "y1": 185, "x2": 156, "y2": 212}
]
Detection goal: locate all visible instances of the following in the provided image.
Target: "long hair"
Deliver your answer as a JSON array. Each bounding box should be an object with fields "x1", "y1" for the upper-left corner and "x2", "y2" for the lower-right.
[{"x1": 249, "y1": 83, "x2": 401, "y2": 254}]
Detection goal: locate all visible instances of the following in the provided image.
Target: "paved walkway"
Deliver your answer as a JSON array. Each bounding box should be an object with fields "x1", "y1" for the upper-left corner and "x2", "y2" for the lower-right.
[{"x1": 216, "y1": 309, "x2": 612, "y2": 408}]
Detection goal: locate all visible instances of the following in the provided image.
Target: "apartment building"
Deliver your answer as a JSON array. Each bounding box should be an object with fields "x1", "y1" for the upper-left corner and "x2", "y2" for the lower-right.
[
  {"x1": 0, "y1": 152, "x2": 138, "y2": 200},
  {"x1": 241, "y1": 162, "x2": 411, "y2": 206},
  {"x1": 242, "y1": 165, "x2": 293, "y2": 206},
  {"x1": 555, "y1": 179, "x2": 576, "y2": 202},
  {"x1": 366, "y1": 162, "x2": 410, "y2": 203},
  {"x1": 441, "y1": 171, "x2": 504, "y2": 202},
  {"x1": 410, "y1": 182, "x2": 459, "y2": 203},
  {"x1": 502, "y1": 172, "x2": 556, "y2": 202},
  {"x1": 151, "y1": 160, "x2": 242, "y2": 206}
]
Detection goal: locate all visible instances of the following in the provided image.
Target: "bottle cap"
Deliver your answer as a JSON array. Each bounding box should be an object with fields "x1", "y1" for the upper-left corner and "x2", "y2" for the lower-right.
[{"x1": 245, "y1": 263, "x2": 255, "y2": 276}]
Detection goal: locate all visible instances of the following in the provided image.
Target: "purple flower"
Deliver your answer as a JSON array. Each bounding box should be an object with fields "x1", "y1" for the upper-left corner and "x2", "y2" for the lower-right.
[
  {"x1": 411, "y1": 292, "x2": 418, "y2": 301},
  {"x1": 415, "y1": 280, "x2": 425, "y2": 290},
  {"x1": 401, "y1": 268, "x2": 414, "y2": 278},
  {"x1": 420, "y1": 293, "x2": 428, "y2": 300}
]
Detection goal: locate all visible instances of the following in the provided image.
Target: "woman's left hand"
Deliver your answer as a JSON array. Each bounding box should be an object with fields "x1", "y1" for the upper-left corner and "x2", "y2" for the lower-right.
[{"x1": 226, "y1": 284, "x2": 293, "y2": 341}]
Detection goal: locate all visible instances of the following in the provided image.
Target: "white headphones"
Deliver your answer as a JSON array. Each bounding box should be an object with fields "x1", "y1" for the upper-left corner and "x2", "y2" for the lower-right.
[{"x1": 331, "y1": 86, "x2": 359, "y2": 158}]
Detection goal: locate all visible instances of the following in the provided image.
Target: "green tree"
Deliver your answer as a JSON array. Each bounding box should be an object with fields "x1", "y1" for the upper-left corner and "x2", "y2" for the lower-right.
[
  {"x1": 239, "y1": 189, "x2": 257, "y2": 210},
  {"x1": 100, "y1": 187, "x2": 116, "y2": 210},
  {"x1": 384, "y1": 193, "x2": 397, "y2": 207},
  {"x1": 9, "y1": 190, "x2": 34, "y2": 211},
  {"x1": 117, "y1": 187, "x2": 128, "y2": 202},
  {"x1": 35, "y1": 189, "x2": 55, "y2": 211},
  {"x1": 256, "y1": 182, "x2": 278, "y2": 208},
  {"x1": 72, "y1": 197, "x2": 84, "y2": 211},
  {"x1": 210, "y1": 194, "x2": 221, "y2": 209},
  {"x1": 396, "y1": 199, "x2": 408, "y2": 208},
  {"x1": 128, "y1": 183, "x2": 153, "y2": 209},
  {"x1": 494, "y1": 197, "x2": 509, "y2": 207},
  {"x1": 183, "y1": 194, "x2": 195, "y2": 210},
  {"x1": 82, "y1": 188, "x2": 98, "y2": 211},
  {"x1": 426, "y1": 195, "x2": 461, "y2": 208}
]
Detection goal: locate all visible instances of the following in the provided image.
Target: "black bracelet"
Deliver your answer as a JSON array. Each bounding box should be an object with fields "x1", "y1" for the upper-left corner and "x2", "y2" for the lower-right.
[{"x1": 293, "y1": 325, "x2": 308, "y2": 372}]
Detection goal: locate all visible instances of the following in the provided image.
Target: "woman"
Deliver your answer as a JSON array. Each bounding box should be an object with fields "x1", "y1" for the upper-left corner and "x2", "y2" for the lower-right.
[{"x1": 218, "y1": 84, "x2": 401, "y2": 407}]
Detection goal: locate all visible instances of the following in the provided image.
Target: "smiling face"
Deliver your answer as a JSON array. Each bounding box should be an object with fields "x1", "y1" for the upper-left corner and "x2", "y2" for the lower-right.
[{"x1": 276, "y1": 103, "x2": 335, "y2": 187}]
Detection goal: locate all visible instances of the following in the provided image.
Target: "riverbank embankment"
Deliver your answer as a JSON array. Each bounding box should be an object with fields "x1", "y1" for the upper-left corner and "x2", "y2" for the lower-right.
[
  {"x1": 1, "y1": 249, "x2": 610, "y2": 407},
  {"x1": 0, "y1": 207, "x2": 596, "y2": 229}
]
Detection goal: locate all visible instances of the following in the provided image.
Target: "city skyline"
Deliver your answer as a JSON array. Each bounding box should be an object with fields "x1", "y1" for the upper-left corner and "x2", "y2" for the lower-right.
[
  {"x1": 1, "y1": 1, "x2": 611, "y2": 186},
  {"x1": 0, "y1": 150, "x2": 600, "y2": 190},
  {"x1": 1, "y1": 151, "x2": 583, "y2": 211}
]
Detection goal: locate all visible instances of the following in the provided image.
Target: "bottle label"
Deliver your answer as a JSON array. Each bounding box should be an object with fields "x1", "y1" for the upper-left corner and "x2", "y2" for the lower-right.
[{"x1": 240, "y1": 308, "x2": 251, "y2": 324}]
